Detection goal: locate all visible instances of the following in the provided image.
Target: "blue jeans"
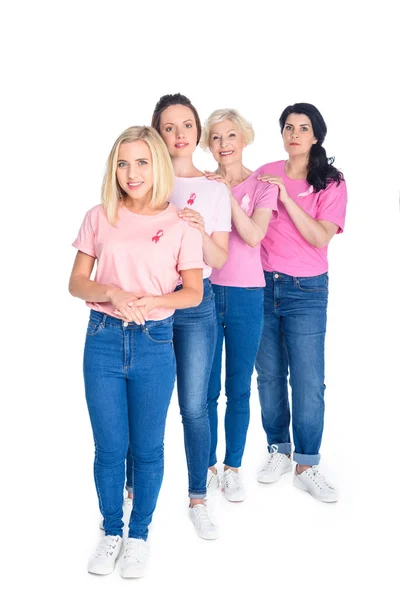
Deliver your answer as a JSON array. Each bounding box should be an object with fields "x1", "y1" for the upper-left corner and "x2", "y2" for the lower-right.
[
  {"x1": 208, "y1": 285, "x2": 264, "y2": 468},
  {"x1": 255, "y1": 271, "x2": 328, "y2": 465},
  {"x1": 84, "y1": 310, "x2": 176, "y2": 540},
  {"x1": 126, "y1": 279, "x2": 217, "y2": 499}
]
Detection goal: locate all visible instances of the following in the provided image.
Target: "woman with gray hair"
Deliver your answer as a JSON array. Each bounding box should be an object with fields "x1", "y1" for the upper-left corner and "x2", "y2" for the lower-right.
[{"x1": 203, "y1": 109, "x2": 278, "y2": 501}]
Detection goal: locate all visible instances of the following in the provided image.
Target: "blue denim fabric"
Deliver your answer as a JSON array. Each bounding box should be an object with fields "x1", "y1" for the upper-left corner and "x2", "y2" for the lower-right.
[
  {"x1": 255, "y1": 271, "x2": 328, "y2": 465},
  {"x1": 172, "y1": 278, "x2": 217, "y2": 498},
  {"x1": 84, "y1": 310, "x2": 176, "y2": 540},
  {"x1": 207, "y1": 285, "x2": 264, "y2": 468},
  {"x1": 126, "y1": 278, "x2": 217, "y2": 500}
]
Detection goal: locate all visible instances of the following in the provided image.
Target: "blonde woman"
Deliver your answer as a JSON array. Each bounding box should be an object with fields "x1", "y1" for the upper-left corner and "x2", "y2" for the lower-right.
[
  {"x1": 202, "y1": 110, "x2": 278, "y2": 500},
  {"x1": 69, "y1": 126, "x2": 203, "y2": 578}
]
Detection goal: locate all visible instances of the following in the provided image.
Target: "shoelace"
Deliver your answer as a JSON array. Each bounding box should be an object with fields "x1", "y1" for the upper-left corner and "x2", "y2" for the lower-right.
[
  {"x1": 308, "y1": 466, "x2": 334, "y2": 489},
  {"x1": 123, "y1": 539, "x2": 147, "y2": 563},
  {"x1": 192, "y1": 504, "x2": 213, "y2": 524},
  {"x1": 207, "y1": 472, "x2": 217, "y2": 488},
  {"x1": 223, "y1": 469, "x2": 243, "y2": 489},
  {"x1": 263, "y1": 445, "x2": 282, "y2": 470},
  {"x1": 94, "y1": 536, "x2": 120, "y2": 558}
]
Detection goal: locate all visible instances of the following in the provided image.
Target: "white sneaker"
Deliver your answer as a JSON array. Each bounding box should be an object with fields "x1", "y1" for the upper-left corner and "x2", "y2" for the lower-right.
[
  {"x1": 293, "y1": 466, "x2": 339, "y2": 502},
  {"x1": 221, "y1": 469, "x2": 245, "y2": 502},
  {"x1": 206, "y1": 468, "x2": 220, "y2": 494},
  {"x1": 257, "y1": 445, "x2": 292, "y2": 483},
  {"x1": 119, "y1": 538, "x2": 149, "y2": 578},
  {"x1": 99, "y1": 497, "x2": 133, "y2": 531},
  {"x1": 87, "y1": 535, "x2": 123, "y2": 575},
  {"x1": 189, "y1": 503, "x2": 219, "y2": 540}
]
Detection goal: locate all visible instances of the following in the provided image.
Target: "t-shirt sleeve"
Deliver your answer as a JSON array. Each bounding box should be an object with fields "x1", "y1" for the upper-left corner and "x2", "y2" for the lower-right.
[
  {"x1": 213, "y1": 186, "x2": 232, "y2": 232},
  {"x1": 254, "y1": 181, "x2": 279, "y2": 222},
  {"x1": 72, "y1": 210, "x2": 96, "y2": 257},
  {"x1": 177, "y1": 223, "x2": 204, "y2": 272},
  {"x1": 315, "y1": 179, "x2": 347, "y2": 233}
]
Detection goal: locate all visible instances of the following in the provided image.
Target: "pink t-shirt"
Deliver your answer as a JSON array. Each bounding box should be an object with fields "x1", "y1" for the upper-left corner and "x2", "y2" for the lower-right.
[
  {"x1": 72, "y1": 203, "x2": 204, "y2": 320},
  {"x1": 169, "y1": 176, "x2": 231, "y2": 279},
  {"x1": 210, "y1": 173, "x2": 279, "y2": 287},
  {"x1": 254, "y1": 160, "x2": 347, "y2": 276}
]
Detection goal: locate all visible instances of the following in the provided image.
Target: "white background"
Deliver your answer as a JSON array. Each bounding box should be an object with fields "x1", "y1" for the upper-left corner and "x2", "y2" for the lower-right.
[{"x1": 2, "y1": 1, "x2": 399, "y2": 598}]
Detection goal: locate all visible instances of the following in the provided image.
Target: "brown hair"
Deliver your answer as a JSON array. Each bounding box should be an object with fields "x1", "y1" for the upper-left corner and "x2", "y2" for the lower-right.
[{"x1": 151, "y1": 93, "x2": 202, "y2": 145}]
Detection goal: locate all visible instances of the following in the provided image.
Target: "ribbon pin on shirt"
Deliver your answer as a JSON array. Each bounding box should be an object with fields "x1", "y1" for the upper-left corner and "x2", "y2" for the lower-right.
[{"x1": 152, "y1": 230, "x2": 164, "y2": 243}]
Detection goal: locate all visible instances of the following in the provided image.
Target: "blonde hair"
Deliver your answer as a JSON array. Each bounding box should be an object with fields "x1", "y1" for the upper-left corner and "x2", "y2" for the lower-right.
[
  {"x1": 200, "y1": 108, "x2": 255, "y2": 150},
  {"x1": 101, "y1": 125, "x2": 175, "y2": 225}
]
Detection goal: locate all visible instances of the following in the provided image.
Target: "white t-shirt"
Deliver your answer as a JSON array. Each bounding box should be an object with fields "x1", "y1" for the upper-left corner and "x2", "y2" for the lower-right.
[{"x1": 169, "y1": 176, "x2": 231, "y2": 279}]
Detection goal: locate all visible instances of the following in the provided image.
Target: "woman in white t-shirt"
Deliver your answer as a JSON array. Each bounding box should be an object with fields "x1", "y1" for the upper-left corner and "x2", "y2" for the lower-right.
[{"x1": 133, "y1": 93, "x2": 231, "y2": 540}]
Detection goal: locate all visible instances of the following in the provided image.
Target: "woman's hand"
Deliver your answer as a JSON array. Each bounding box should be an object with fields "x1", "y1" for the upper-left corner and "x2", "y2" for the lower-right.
[
  {"x1": 108, "y1": 289, "x2": 146, "y2": 325},
  {"x1": 257, "y1": 174, "x2": 290, "y2": 205},
  {"x1": 178, "y1": 208, "x2": 206, "y2": 237},
  {"x1": 121, "y1": 295, "x2": 159, "y2": 322},
  {"x1": 204, "y1": 170, "x2": 231, "y2": 189}
]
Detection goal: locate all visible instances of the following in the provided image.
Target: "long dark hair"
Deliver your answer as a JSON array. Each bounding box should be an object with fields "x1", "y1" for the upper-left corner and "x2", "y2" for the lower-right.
[
  {"x1": 151, "y1": 93, "x2": 202, "y2": 145},
  {"x1": 279, "y1": 103, "x2": 343, "y2": 191}
]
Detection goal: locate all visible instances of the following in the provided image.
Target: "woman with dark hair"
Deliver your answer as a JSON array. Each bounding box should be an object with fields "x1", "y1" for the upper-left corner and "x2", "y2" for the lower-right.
[
  {"x1": 125, "y1": 94, "x2": 231, "y2": 539},
  {"x1": 255, "y1": 103, "x2": 347, "y2": 502}
]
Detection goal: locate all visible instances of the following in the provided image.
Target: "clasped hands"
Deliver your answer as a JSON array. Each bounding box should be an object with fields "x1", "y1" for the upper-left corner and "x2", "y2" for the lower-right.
[{"x1": 109, "y1": 289, "x2": 157, "y2": 325}]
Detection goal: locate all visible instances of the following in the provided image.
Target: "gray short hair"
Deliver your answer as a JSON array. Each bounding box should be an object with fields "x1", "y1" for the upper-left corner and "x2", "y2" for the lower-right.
[{"x1": 200, "y1": 108, "x2": 255, "y2": 149}]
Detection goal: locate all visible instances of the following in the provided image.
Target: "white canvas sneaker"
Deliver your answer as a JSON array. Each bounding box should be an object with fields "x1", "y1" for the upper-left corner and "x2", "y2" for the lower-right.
[
  {"x1": 99, "y1": 497, "x2": 133, "y2": 531},
  {"x1": 87, "y1": 535, "x2": 123, "y2": 575},
  {"x1": 189, "y1": 503, "x2": 219, "y2": 540},
  {"x1": 221, "y1": 469, "x2": 245, "y2": 502},
  {"x1": 293, "y1": 466, "x2": 339, "y2": 502},
  {"x1": 206, "y1": 469, "x2": 220, "y2": 494},
  {"x1": 257, "y1": 445, "x2": 292, "y2": 483},
  {"x1": 119, "y1": 538, "x2": 150, "y2": 578}
]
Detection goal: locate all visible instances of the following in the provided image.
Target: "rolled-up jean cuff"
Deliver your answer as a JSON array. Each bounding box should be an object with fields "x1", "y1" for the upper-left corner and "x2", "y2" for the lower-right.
[
  {"x1": 189, "y1": 492, "x2": 207, "y2": 500},
  {"x1": 269, "y1": 443, "x2": 292, "y2": 455},
  {"x1": 294, "y1": 452, "x2": 320, "y2": 466},
  {"x1": 125, "y1": 484, "x2": 133, "y2": 494}
]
